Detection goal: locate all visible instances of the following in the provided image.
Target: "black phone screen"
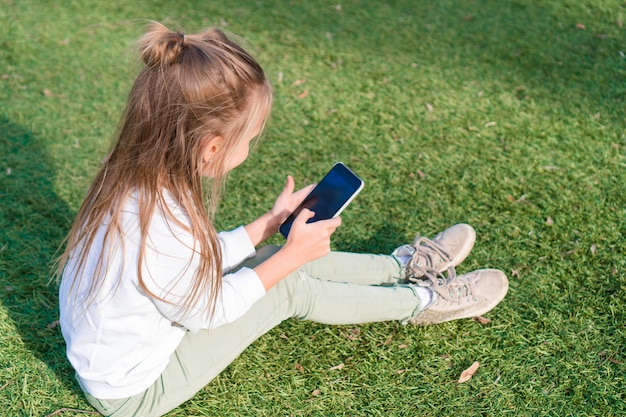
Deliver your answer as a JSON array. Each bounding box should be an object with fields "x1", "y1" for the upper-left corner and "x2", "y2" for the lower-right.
[{"x1": 279, "y1": 163, "x2": 363, "y2": 238}]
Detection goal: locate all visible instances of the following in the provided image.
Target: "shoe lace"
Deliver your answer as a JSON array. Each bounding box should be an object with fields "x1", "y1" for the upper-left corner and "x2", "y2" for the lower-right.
[
  {"x1": 405, "y1": 236, "x2": 452, "y2": 282},
  {"x1": 416, "y1": 266, "x2": 477, "y2": 304}
]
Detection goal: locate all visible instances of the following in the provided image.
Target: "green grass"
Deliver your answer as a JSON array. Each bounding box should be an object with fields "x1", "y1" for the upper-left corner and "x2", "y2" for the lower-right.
[{"x1": 1, "y1": 0, "x2": 625, "y2": 415}]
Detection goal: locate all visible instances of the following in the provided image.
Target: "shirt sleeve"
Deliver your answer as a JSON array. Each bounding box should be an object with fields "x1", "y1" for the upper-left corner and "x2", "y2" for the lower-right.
[
  {"x1": 218, "y1": 226, "x2": 256, "y2": 272},
  {"x1": 140, "y1": 204, "x2": 266, "y2": 332}
]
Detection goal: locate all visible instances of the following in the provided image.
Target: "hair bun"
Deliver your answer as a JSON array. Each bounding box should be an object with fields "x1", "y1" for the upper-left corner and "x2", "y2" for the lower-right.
[{"x1": 139, "y1": 22, "x2": 186, "y2": 67}]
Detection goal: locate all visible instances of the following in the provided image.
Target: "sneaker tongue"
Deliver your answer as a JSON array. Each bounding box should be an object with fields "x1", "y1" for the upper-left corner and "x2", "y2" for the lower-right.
[
  {"x1": 412, "y1": 245, "x2": 443, "y2": 268},
  {"x1": 403, "y1": 237, "x2": 453, "y2": 282}
]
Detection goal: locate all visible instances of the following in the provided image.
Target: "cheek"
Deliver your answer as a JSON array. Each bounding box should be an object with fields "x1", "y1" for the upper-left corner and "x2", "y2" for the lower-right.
[
  {"x1": 224, "y1": 146, "x2": 250, "y2": 172},
  {"x1": 233, "y1": 147, "x2": 250, "y2": 167}
]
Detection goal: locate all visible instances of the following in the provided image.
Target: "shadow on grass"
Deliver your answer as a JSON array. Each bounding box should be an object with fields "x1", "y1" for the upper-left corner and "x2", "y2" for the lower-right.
[{"x1": 0, "y1": 116, "x2": 83, "y2": 396}]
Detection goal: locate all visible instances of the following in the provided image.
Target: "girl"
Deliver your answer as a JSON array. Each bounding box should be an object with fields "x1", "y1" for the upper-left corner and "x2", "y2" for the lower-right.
[{"x1": 58, "y1": 22, "x2": 508, "y2": 417}]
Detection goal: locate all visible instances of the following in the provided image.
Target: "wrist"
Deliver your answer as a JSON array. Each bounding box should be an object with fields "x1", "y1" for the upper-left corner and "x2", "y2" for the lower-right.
[
  {"x1": 244, "y1": 211, "x2": 282, "y2": 247},
  {"x1": 254, "y1": 245, "x2": 302, "y2": 290},
  {"x1": 265, "y1": 210, "x2": 281, "y2": 236}
]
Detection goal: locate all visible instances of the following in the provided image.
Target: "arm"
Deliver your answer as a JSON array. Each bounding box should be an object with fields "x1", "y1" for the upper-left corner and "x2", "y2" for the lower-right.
[
  {"x1": 146, "y1": 181, "x2": 339, "y2": 330},
  {"x1": 242, "y1": 211, "x2": 281, "y2": 248}
]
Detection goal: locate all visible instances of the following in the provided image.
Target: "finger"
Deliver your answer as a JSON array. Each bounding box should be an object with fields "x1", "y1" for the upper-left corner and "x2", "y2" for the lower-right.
[
  {"x1": 310, "y1": 217, "x2": 341, "y2": 235},
  {"x1": 294, "y1": 208, "x2": 316, "y2": 225},
  {"x1": 293, "y1": 183, "x2": 315, "y2": 199},
  {"x1": 322, "y1": 216, "x2": 342, "y2": 228},
  {"x1": 293, "y1": 183, "x2": 315, "y2": 205},
  {"x1": 296, "y1": 183, "x2": 315, "y2": 195}
]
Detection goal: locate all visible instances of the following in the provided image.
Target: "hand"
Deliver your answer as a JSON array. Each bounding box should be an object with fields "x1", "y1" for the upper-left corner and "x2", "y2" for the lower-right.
[
  {"x1": 243, "y1": 176, "x2": 314, "y2": 246},
  {"x1": 253, "y1": 208, "x2": 341, "y2": 291},
  {"x1": 270, "y1": 175, "x2": 315, "y2": 226},
  {"x1": 282, "y1": 208, "x2": 342, "y2": 265}
]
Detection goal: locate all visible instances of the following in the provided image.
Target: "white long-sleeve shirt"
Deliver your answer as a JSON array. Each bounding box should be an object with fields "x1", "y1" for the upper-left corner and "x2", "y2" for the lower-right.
[{"x1": 59, "y1": 191, "x2": 266, "y2": 399}]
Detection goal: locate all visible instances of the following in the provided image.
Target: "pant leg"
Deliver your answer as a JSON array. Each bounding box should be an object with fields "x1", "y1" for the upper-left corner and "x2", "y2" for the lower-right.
[
  {"x1": 243, "y1": 245, "x2": 406, "y2": 286},
  {"x1": 302, "y1": 250, "x2": 405, "y2": 285},
  {"x1": 92, "y1": 247, "x2": 420, "y2": 417}
]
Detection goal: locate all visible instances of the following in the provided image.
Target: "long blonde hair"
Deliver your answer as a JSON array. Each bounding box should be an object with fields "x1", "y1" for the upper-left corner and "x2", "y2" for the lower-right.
[{"x1": 57, "y1": 22, "x2": 273, "y2": 320}]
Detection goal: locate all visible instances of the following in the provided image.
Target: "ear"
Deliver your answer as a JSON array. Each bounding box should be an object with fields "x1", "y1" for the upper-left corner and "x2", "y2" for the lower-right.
[
  {"x1": 200, "y1": 135, "x2": 224, "y2": 176},
  {"x1": 201, "y1": 135, "x2": 224, "y2": 163}
]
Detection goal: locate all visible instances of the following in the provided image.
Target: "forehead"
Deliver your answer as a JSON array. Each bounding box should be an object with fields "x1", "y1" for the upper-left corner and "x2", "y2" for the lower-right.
[{"x1": 244, "y1": 87, "x2": 272, "y2": 129}]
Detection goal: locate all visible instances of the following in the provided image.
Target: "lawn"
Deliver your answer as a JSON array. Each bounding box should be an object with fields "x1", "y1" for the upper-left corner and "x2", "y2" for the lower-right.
[{"x1": 1, "y1": 0, "x2": 625, "y2": 416}]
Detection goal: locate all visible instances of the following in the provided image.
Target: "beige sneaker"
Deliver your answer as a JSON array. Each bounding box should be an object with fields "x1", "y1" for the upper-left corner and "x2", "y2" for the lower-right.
[
  {"x1": 392, "y1": 223, "x2": 476, "y2": 283},
  {"x1": 408, "y1": 268, "x2": 509, "y2": 326}
]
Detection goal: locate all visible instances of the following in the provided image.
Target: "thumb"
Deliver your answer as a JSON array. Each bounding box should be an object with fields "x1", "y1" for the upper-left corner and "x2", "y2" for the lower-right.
[{"x1": 283, "y1": 175, "x2": 295, "y2": 194}]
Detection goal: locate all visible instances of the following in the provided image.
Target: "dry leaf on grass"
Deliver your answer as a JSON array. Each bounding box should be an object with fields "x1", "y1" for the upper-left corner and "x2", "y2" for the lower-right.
[
  {"x1": 291, "y1": 78, "x2": 306, "y2": 86},
  {"x1": 295, "y1": 363, "x2": 305, "y2": 373},
  {"x1": 576, "y1": 23, "x2": 586, "y2": 30},
  {"x1": 43, "y1": 88, "x2": 63, "y2": 98},
  {"x1": 458, "y1": 361, "x2": 480, "y2": 383},
  {"x1": 47, "y1": 320, "x2": 61, "y2": 329},
  {"x1": 297, "y1": 90, "x2": 309, "y2": 99},
  {"x1": 345, "y1": 328, "x2": 361, "y2": 341},
  {"x1": 546, "y1": 216, "x2": 554, "y2": 226},
  {"x1": 507, "y1": 194, "x2": 527, "y2": 203},
  {"x1": 473, "y1": 316, "x2": 491, "y2": 325},
  {"x1": 305, "y1": 388, "x2": 322, "y2": 402},
  {"x1": 329, "y1": 363, "x2": 345, "y2": 371}
]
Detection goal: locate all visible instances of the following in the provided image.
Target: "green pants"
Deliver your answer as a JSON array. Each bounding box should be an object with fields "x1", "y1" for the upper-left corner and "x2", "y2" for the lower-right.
[{"x1": 84, "y1": 247, "x2": 420, "y2": 417}]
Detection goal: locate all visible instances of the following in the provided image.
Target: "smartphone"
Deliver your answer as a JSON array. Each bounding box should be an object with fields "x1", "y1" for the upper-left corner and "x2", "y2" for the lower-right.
[{"x1": 279, "y1": 162, "x2": 364, "y2": 238}]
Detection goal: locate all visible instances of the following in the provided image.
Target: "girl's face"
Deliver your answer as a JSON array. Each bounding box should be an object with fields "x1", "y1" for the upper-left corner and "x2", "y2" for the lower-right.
[
  {"x1": 222, "y1": 125, "x2": 260, "y2": 173},
  {"x1": 200, "y1": 120, "x2": 263, "y2": 178}
]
